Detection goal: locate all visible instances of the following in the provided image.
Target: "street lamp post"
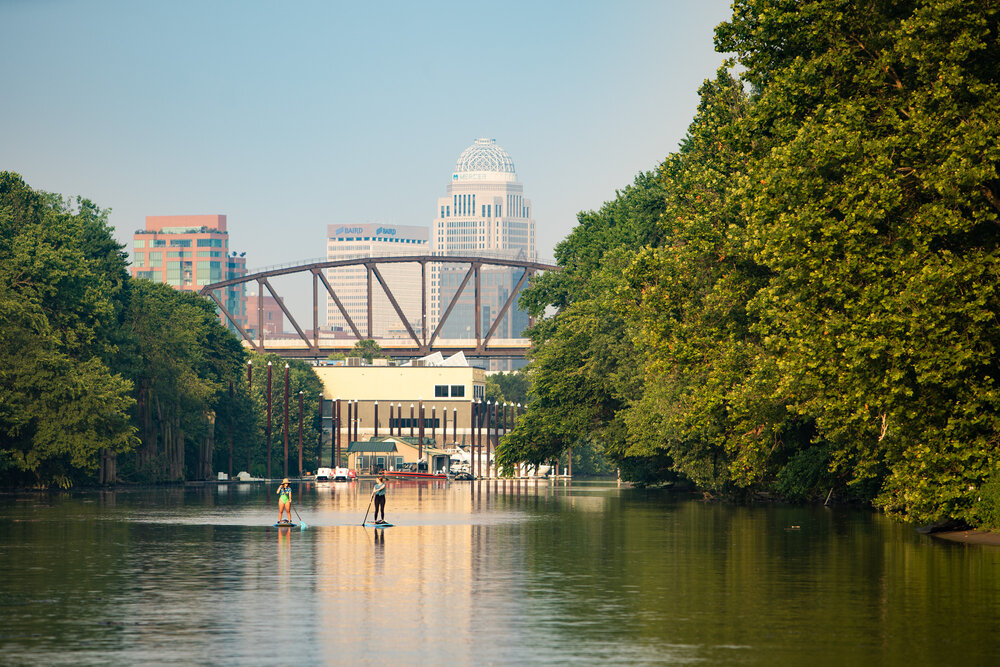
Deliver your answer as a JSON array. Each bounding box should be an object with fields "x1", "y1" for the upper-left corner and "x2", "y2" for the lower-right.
[
  {"x1": 298, "y1": 390, "x2": 304, "y2": 476},
  {"x1": 246, "y1": 360, "x2": 252, "y2": 474},
  {"x1": 316, "y1": 392, "x2": 324, "y2": 469},
  {"x1": 334, "y1": 398, "x2": 341, "y2": 468},
  {"x1": 418, "y1": 398, "x2": 424, "y2": 460},
  {"x1": 266, "y1": 361, "x2": 272, "y2": 479},
  {"x1": 283, "y1": 363, "x2": 290, "y2": 479}
]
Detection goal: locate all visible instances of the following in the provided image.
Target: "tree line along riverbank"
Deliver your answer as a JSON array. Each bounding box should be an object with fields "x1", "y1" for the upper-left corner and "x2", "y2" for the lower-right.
[
  {"x1": 0, "y1": 172, "x2": 325, "y2": 487},
  {"x1": 496, "y1": 0, "x2": 1000, "y2": 530}
]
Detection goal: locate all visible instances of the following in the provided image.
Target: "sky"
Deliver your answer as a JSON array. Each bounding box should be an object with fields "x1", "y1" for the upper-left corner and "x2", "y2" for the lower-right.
[{"x1": 1, "y1": 0, "x2": 733, "y2": 310}]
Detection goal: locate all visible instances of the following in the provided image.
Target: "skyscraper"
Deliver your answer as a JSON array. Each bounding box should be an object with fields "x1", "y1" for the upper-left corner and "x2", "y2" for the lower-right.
[
  {"x1": 325, "y1": 223, "x2": 429, "y2": 338},
  {"x1": 430, "y1": 138, "x2": 536, "y2": 343},
  {"x1": 131, "y1": 214, "x2": 247, "y2": 332}
]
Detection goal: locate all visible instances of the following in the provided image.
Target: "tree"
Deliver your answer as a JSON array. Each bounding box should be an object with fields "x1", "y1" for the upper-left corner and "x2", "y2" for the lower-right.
[
  {"x1": 717, "y1": 0, "x2": 1000, "y2": 523},
  {"x1": 0, "y1": 173, "x2": 137, "y2": 487},
  {"x1": 351, "y1": 339, "x2": 387, "y2": 362},
  {"x1": 121, "y1": 280, "x2": 246, "y2": 481},
  {"x1": 243, "y1": 351, "x2": 323, "y2": 478},
  {"x1": 490, "y1": 370, "x2": 529, "y2": 405},
  {"x1": 498, "y1": 170, "x2": 667, "y2": 473}
]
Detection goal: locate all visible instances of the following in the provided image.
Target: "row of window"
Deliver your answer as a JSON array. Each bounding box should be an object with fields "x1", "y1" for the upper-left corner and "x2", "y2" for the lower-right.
[
  {"x1": 133, "y1": 239, "x2": 223, "y2": 248},
  {"x1": 356, "y1": 456, "x2": 404, "y2": 470},
  {"x1": 333, "y1": 237, "x2": 424, "y2": 243},
  {"x1": 135, "y1": 238, "x2": 225, "y2": 249},
  {"x1": 455, "y1": 193, "x2": 475, "y2": 217},
  {"x1": 434, "y1": 384, "x2": 466, "y2": 397}
]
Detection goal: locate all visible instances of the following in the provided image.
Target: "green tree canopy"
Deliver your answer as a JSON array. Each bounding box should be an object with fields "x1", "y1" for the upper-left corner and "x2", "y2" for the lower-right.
[{"x1": 0, "y1": 172, "x2": 136, "y2": 486}]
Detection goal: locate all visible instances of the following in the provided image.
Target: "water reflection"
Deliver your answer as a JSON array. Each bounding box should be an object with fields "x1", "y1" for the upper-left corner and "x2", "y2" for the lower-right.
[{"x1": 1, "y1": 482, "x2": 999, "y2": 665}]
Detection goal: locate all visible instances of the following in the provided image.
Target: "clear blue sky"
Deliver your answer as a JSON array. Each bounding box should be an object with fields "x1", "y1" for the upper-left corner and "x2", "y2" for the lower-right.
[{"x1": 2, "y1": 0, "x2": 732, "y2": 273}]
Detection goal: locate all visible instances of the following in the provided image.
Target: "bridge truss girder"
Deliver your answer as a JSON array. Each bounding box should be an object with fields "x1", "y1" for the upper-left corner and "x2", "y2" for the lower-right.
[{"x1": 198, "y1": 255, "x2": 558, "y2": 358}]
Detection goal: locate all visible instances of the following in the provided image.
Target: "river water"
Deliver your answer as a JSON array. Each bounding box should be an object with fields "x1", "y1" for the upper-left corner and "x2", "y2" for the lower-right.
[{"x1": 1, "y1": 480, "x2": 998, "y2": 666}]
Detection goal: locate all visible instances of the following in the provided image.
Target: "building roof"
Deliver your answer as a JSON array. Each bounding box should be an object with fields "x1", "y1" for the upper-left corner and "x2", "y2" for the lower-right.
[
  {"x1": 348, "y1": 436, "x2": 444, "y2": 454},
  {"x1": 454, "y1": 138, "x2": 515, "y2": 175},
  {"x1": 347, "y1": 441, "x2": 398, "y2": 453},
  {"x1": 402, "y1": 351, "x2": 470, "y2": 367}
]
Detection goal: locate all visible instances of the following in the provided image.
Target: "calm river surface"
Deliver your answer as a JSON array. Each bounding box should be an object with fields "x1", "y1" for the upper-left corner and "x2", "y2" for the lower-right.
[{"x1": 2, "y1": 480, "x2": 999, "y2": 666}]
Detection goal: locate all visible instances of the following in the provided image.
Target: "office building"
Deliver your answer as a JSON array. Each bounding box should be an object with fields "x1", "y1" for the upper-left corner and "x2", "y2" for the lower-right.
[
  {"x1": 130, "y1": 214, "x2": 247, "y2": 332},
  {"x1": 430, "y1": 138, "x2": 536, "y2": 344},
  {"x1": 325, "y1": 223, "x2": 429, "y2": 338}
]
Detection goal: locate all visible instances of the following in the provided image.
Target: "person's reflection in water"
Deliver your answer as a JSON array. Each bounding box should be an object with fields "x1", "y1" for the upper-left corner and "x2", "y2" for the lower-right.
[
  {"x1": 373, "y1": 528, "x2": 385, "y2": 576},
  {"x1": 277, "y1": 525, "x2": 292, "y2": 577}
]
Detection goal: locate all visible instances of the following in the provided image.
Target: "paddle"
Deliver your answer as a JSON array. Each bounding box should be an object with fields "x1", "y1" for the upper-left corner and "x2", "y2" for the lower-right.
[
  {"x1": 292, "y1": 505, "x2": 308, "y2": 531},
  {"x1": 362, "y1": 489, "x2": 375, "y2": 526}
]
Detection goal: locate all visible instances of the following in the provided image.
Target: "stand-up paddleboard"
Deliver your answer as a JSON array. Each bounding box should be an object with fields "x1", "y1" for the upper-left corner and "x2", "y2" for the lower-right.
[
  {"x1": 274, "y1": 521, "x2": 298, "y2": 528},
  {"x1": 363, "y1": 522, "x2": 394, "y2": 528}
]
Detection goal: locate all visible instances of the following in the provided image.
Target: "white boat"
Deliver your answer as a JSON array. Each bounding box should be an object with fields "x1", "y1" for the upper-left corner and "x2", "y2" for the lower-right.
[{"x1": 316, "y1": 467, "x2": 333, "y2": 481}]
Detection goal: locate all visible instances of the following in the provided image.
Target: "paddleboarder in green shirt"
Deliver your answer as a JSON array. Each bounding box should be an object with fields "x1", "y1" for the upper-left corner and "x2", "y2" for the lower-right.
[{"x1": 277, "y1": 478, "x2": 293, "y2": 524}]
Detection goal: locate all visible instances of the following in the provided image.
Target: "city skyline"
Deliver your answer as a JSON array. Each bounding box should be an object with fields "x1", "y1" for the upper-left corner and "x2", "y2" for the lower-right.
[{"x1": 1, "y1": 1, "x2": 734, "y2": 284}]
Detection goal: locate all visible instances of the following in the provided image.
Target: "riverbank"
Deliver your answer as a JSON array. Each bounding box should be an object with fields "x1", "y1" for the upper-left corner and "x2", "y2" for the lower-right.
[{"x1": 930, "y1": 530, "x2": 1000, "y2": 546}]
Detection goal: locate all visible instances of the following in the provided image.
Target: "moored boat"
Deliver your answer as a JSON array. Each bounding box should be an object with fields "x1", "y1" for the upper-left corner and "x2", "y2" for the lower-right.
[{"x1": 384, "y1": 461, "x2": 448, "y2": 480}]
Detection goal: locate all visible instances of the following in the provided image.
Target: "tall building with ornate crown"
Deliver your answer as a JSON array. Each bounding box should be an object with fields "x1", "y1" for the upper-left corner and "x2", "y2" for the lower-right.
[{"x1": 430, "y1": 138, "x2": 536, "y2": 346}]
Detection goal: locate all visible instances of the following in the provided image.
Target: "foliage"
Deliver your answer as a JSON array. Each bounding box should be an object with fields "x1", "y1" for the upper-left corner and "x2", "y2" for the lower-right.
[
  {"x1": 501, "y1": 0, "x2": 1000, "y2": 526},
  {"x1": 119, "y1": 280, "x2": 246, "y2": 482},
  {"x1": 498, "y1": 171, "x2": 666, "y2": 472},
  {"x1": 243, "y1": 351, "x2": 323, "y2": 477},
  {"x1": 490, "y1": 370, "x2": 529, "y2": 405},
  {"x1": 350, "y1": 339, "x2": 388, "y2": 362},
  {"x1": 0, "y1": 172, "x2": 326, "y2": 487},
  {"x1": 718, "y1": 0, "x2": 1000, "y2": 523},
  {"x1": 0, "y1": 173, "x2": 137, "y2": 487}
]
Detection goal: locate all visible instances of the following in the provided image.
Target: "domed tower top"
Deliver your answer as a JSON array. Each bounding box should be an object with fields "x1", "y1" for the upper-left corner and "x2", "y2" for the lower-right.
[{"x1": 453, "y1": 138, "x2": 516, "y2": 182}]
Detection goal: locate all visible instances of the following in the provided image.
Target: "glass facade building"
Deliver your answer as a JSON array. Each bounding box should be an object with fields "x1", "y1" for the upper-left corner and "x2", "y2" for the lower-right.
[{"x1": 130, "y1": 214, "x2": 247, "y2": 333}]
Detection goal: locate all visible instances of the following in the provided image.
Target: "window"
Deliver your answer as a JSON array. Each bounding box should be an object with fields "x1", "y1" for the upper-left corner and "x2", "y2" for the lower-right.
[
  {"x1": 134, "y1": 239, "x2": 145, "y2": 248},
  {"x1": 474, "y1": 385, "x2": 484, "y2": 400},
  {"x1": 169, "y1": 239, "x2": 191, "y2": 247},
  {"x1": 435, "y1": 385, "x2": 448, "y2": 397},
  {"x1": 148, "y1": 251, "x2": 163, "y2": 267},
  {"x1": 152, "y1": 239, "x2": 166, "y2": 247},
  {"x1": 134, "y1": 254, "x2": 145, "y2": 267},
  {"x1": 450, "y1": 385, "x2": 465, "y2": 398}
]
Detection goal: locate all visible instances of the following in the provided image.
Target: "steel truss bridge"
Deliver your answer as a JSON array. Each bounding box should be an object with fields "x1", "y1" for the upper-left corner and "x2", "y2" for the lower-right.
[{"x1": 199, "y1": 255, "x2": 559, "y2": 359}]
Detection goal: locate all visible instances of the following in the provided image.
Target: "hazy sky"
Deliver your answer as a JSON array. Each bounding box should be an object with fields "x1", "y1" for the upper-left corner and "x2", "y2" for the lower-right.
[{"x1": 2, "y1": 0, "x2": 732, "y2": 287}]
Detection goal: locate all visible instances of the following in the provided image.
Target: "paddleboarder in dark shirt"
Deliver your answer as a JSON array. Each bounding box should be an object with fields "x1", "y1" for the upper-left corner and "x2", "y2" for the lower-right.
[{"x1": 373, "y1": 476, "x2": 387, "y2": 524}]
